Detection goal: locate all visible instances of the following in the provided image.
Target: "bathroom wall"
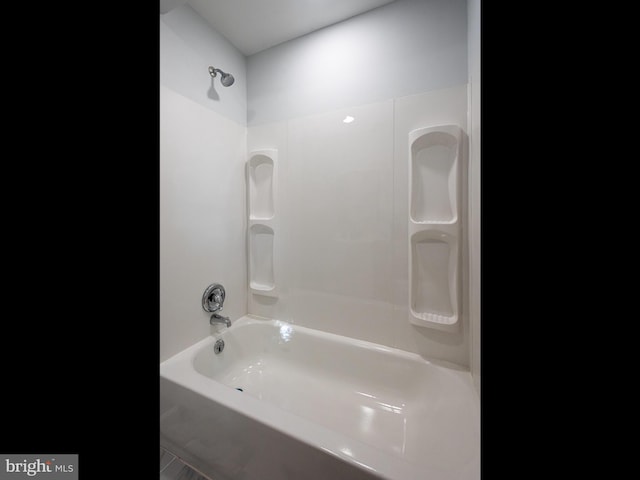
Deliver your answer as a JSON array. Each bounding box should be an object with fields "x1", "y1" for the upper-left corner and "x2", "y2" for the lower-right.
[
  {"x1": 161, "y1": 4, "x2": 247, "y2": 124},
  {"x1": 247, "y1": 0, "x2": 467, "y2": 126},
  {"x1": 160, "y1": 0, "x2": 475, "y2": 367},
  {"x1": 468, "y1": 0, "x2": 481, "y2": 393},
  {"x1": 247, "y1": 85, "x2": 469, "y2": 366},
  {"x1": 247, "y1": 101, "x2": 394, "y2": 344},
  {"x1": 245, "y1": 0, "x2": 470, "y2": 366},
  {"x1": 160, "y1": 4, "x2": 248, "y2": 362}
]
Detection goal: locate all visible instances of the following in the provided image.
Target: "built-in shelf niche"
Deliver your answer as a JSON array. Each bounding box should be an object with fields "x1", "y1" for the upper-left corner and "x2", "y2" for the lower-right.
[
  {"x1": 247, "y1": 149, "x2": 278, "y2": 298},
  {"x1": 248, "y1": 151, "x2": 276, "y2": 220},
  {"x1": 249, "y1": 224, "x2": 276, "y2": 295},
  {"x1": 408, "y1": 125, "x2": 463, "y2": 332},
  {"x1": 410, "y1": 231, "x2": 458, "y2": 326},
  {"x1": 410, "y1": 128, "x2": 459, "y2": 224}
]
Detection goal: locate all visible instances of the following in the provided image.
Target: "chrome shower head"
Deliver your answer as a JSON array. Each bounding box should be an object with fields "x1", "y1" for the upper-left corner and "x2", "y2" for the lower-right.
[
  {"x1": 220, "y1": 72, "x2": 234, "y2": 87},
  {"x1": 208, "y1": 66, "x2": 235, "y2": 87}
]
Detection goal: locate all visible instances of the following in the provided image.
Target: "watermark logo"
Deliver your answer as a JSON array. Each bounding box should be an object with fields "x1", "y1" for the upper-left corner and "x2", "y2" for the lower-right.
[{"x1": 0, "y1": 455, "x2": 77, "y2": 480}]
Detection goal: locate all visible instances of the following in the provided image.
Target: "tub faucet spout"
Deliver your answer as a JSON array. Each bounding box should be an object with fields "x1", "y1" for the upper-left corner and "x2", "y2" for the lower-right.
[{"x1": 210, "y1": 313, "x2": 231, "y2": 328}]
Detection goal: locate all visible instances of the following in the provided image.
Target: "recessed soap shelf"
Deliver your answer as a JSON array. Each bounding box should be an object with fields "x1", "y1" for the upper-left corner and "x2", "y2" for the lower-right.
[
  {"x1": 408, "y1": 125, "x2": 463, "y2": 332},
  {"x1": 249, "y1": 224, "x2": 276, "y2": 295},
  {"x1": 248, "y1": 152, "x2": 276, "y2": 221},
  {"x1": 410, "y1": 229, "x2": 458, "y2": 327}
]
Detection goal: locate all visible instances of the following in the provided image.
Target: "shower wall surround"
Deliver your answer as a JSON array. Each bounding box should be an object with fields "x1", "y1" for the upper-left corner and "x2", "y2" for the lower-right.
[
  {"x1": 160, "y1": 86, "x2": 247, "y2": 362},
  {"x1": 160, "y1": 6, "x2": 248, "y2": 362},
  {"x1": 160, "y1": 0, "x2": 475, "y2": 368},
  {"x1": 248, "y1": 85, "x2": 469, "y2": 367},
  {"x1": 244, "y1": 0, "x2": 471, "y2": 366}
]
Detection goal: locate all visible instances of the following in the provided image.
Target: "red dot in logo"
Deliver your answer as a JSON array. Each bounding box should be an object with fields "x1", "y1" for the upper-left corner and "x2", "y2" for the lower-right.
[{"x1": 46, "y1": 461, "x2": 51, "y2": 465}]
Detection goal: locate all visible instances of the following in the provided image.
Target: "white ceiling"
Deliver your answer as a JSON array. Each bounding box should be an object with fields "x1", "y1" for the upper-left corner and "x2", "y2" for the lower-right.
[{"x1": 185, "y1": 0, "x2": 396, "y2": 56}]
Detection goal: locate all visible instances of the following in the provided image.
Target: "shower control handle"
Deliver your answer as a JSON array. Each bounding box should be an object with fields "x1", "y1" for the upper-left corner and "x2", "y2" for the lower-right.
[{"x1": 202, "y1": 284, "x2": 226, "y2": 313}]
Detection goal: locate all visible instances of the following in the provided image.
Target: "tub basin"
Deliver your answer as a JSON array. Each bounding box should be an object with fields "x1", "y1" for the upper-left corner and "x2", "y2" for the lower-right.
[{"x1": 160, "y1": 315, "x2": 479, "y2": 480}]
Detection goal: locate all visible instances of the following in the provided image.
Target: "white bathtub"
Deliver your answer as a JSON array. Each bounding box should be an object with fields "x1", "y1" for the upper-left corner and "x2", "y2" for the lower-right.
[{"x1": 160, "y1": 316, "x2": 479, "y2": 480}]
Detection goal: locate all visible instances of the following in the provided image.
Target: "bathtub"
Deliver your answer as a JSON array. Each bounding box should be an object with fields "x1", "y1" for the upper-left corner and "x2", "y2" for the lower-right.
[{"x1": 160, "y1": 315, "x2": 479, "y2": 480}]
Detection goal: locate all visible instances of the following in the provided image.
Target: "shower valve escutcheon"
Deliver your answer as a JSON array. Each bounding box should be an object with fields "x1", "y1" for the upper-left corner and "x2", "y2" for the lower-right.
[
  {"x1": 203, "y1": 283, "x2": 232, "y2": 328},
  {"x1": 203, "y1": 283, "x2": 226, "y2": 313}
]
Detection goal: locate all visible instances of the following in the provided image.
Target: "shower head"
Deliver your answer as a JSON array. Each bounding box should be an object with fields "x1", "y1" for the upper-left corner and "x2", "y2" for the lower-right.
[
  {"x1": 220, "y1": 73, "x2": 235, "y2": 87},
  {"x1": 208, "y1": 66, "x2": 235, "y2": 87}
]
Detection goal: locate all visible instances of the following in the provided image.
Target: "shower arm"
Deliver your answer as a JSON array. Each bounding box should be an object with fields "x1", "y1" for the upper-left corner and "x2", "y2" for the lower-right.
[{"x1": 208, "y1": 66, "x2": 223, "y2": 77}]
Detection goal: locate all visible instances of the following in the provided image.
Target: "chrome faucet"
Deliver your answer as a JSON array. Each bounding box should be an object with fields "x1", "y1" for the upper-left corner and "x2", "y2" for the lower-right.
[
  {"x1": 202, "y1": 283, "x2": 231, "y2": 328},
  {"x1": 210, "y1": 313, "x2": 231, "y2": 327}
]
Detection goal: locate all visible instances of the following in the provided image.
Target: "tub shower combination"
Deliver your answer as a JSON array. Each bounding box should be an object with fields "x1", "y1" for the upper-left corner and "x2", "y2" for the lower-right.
[{"x1": 160, "y1": 123, "x2": 479, "y2": 480}]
